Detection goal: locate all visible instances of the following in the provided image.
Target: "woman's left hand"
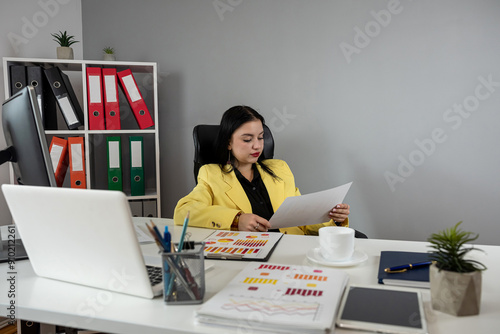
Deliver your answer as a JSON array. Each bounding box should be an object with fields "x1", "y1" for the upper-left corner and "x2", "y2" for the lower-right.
[{"x1": 328, "y1": 203, "x2": 350, "y2": 223}]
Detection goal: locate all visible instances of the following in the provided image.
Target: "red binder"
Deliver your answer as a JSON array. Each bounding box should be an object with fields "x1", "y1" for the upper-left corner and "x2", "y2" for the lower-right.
[
  {"x1": 49, "y1": 136, "x2": 69, "y2": 187},
  {"x1": 86, "y1": 67, "x2": 105, "y2": 130},
  {"x1": 117, "y1": 69, "x2": 154, "y2": 129},
  {"x1": 67, "y1": 137, "x2": 86, "y2": 189},
  {"x1": 102, "y1": 68, "x2": 121, "y2": 130}
]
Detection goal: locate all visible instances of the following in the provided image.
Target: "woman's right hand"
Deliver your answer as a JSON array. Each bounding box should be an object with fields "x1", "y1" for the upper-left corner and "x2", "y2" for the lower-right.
[{"x1": 238, "y1": 213, "x2": 271, "y2": 232}]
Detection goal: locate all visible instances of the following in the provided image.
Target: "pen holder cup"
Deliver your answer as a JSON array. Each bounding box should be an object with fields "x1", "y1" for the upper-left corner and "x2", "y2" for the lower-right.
[{"x1": 162, "y1": 242, "x2": 205, "y2": 305}]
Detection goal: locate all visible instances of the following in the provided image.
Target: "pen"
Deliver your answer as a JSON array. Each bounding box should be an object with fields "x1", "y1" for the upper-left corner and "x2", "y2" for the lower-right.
[
  {"x1": 385, "y1": 261, "x2": 433, "y2": 273},
  {"x1": 178, "y1": 211, "x2": 190, "y2": 252},
  {"x1": 206, "y1": 253, "x2": 244, "y2": 260},
  {"x1": 145, "y1": 222, "x2": 166, "y2": 252},
  {"x1": 149, "y1": 221, "x2": 170, "y2": 251},
  {"x1": 164, "y1": 256, "x2": 197, "y2": 300},
  {"x1": 164, "y1": 226, "x2": 172, "y2": 253},
  {"x1": 166, "y1": 211, "x2": 191, "y2": 297}
]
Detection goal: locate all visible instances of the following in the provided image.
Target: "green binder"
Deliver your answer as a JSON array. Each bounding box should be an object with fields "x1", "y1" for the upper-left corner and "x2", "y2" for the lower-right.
[
  {"x1": 107, "y1": 136, "x2": 122, "y2": 191},
  {"x1": 130, "y1": 136, "x2": 145, "y2": 196}
]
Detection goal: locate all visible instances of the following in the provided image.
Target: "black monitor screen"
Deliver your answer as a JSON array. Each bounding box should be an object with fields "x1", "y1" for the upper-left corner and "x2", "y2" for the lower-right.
[{"x1": 1, "y1": 86, "x2": 56, "y2": 187}]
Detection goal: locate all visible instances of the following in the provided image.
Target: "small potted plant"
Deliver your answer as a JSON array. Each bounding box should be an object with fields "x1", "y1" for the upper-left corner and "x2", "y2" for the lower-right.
[
  {"x1": 428, "y1": 222, "x2": 486, "y2": 316},
  {"x1": 103, "y1": 46, "x2": 116, "y2": 61},
  {"x1": 51, "y1": 30, "x2": 79, "y2": 59}
]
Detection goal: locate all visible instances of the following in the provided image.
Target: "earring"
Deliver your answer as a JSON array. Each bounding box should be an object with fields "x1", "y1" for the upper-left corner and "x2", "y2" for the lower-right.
[{"x1": 227, "y1": 151, "x2": 232, "y2": 165}]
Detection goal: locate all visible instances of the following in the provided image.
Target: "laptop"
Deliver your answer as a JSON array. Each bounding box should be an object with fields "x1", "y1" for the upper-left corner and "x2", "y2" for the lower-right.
[{"x1": 1, "y1": 184, "x2": 163, "y2": 299}]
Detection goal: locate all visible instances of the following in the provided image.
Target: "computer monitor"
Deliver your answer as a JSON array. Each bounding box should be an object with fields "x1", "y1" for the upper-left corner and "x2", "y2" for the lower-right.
[{"x1": 1, "y1": 86, "x2": 57, "y2": 186}]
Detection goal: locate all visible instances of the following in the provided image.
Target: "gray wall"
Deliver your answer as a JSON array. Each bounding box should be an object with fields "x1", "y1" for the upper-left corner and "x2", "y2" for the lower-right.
[
  {"x1": 17, "y1": 0, "x2": 497, "y2": 245},
  {"x1": 0, "y1": 0, "x2": 82, "y2": 225}
]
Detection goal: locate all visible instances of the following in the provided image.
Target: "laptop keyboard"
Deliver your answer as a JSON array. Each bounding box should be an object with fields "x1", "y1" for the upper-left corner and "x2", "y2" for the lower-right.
[{"x1": 146, "y1": 265, "x2": 163, "y2": 286}]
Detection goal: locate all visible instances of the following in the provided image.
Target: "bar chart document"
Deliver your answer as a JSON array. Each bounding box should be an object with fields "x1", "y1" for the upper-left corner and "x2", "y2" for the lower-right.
[{"x1": 196, "y1": 262, "x2": 349, "y2": 333}]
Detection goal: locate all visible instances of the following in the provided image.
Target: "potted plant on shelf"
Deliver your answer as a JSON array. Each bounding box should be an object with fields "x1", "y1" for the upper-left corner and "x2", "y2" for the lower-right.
[
  {"x1": 427, "y1": 221, "x2": 486, "y2": 316},
  {"x1": 51, "y1": 31, "x2": 79, "y2": 59},
  {"x1": 103, "y1": 46, "x2": 116, "y2": 61}
]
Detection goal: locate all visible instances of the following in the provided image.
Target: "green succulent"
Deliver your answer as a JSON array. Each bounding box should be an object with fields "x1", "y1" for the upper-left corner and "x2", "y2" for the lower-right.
[
  {"x1": 51, "y1": 31, "x2": 79, "y2": 47},
  {"x1": 428, "y1": 221, "x2": 486, "y2": 273},
  {"x1": 103, "y1": 46, "x2": 115, "y2": 54}
]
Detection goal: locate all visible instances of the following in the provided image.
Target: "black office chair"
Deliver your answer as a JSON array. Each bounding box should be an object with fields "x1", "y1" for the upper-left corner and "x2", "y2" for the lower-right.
[{"x1": 192, "y1": 124, "x2": 367, "y2": 238}]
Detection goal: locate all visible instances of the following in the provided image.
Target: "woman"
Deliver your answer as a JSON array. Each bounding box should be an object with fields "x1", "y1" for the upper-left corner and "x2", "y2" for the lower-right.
[{"x1": 173, "y1": 106, "x2": 350, "y2": 235}]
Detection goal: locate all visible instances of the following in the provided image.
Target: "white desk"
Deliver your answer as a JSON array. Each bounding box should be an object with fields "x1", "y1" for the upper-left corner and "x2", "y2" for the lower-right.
[{"x1": 1, "y1": 217, "x2": 499, "y2": 334}]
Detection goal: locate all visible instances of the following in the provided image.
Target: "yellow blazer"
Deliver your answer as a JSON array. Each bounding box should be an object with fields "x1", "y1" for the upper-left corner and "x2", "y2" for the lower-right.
[{"x1": 173, "y1": 159, "x2": 348, "y2": 235}]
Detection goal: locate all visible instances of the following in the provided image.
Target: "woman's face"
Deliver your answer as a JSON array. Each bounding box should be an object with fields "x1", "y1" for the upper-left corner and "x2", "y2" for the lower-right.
[{"x1": 228, "y1": 120, "x2": 264, "y2": 168}]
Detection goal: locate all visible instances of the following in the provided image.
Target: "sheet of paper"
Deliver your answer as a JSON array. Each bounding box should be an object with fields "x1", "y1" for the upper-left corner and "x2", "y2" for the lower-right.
[
  {"x1": 135, "y1": 225, "x2": 154, "y2": 243},
  {"x1": 203, "y1": 230, "x2": 283, "y2": 260},
  {"x1": 270, "y1": 182, "x2": 352, "y2": 229},
  {"x1": 196, "y1": 262, "x2": 349, "y2": 333}
]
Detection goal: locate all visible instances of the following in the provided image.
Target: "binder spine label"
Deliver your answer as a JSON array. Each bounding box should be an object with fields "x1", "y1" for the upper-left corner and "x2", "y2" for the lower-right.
[
  {"x1": 131, "y1": 141, "x2": 143, "y2": 168},
  {"x1": 50, "y1": 145, "x2": 64, "y2": 169},
  {"x1": 109, "y1": 141, "x2": 121, "y2": 168},
  {"x1": 88, "y1": 75, "x2": 102, "y2": 103},
  {"x1": 104, "y1": 75, "x2": 118, "y2": 102},
  {"x1": 70, "y1": 144, "x2": 84, "y2": 171},
  {"x1": 122, "y1": 75, "x2": 141, "y2": 102},
  {"x1": 58, "y1": 96, "x2": 79, "y2": 126}
]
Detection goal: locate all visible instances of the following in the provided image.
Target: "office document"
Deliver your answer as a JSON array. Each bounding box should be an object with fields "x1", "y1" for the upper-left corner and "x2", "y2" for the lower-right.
[
  {"x1": 102, "y1": 68, "x2": 121, "y2": 130},
  {"x1": 45, "y1": 67, "x2": 84, "y2": 130},
  {"x1": 49, "y1": 136, "x2": 69, "y2": 187},
  {"x1": 67, "y1": 137, "x2": 86, "y2": 188},
  {"x1": 196, "y1": 262, "x2": 349, "y2": 333},
  {"x1": 117, "y1": 69, "x2": 154, "y2": 129},
  {"x1": 129, "y1": 136, "x2": 145, "y2": 196},
  {"x1": 86, "y1": 67, "x2": 105, "y2": 130},
  {"x1": 203, "y1": 231, "x2": 283, "y2": 261},
  {"x1": 107, "y1": 136, "x2": 123, "y2": 191},
  {"x1": 270, "y1": 182, "x2": 352, "y2": 228}
]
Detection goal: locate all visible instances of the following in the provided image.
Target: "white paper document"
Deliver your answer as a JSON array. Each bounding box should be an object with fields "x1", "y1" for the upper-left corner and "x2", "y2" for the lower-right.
[
  {"x1": 270, "y1": 182, "x2": 352, "y2": 229},
  {"x1": 134, "y1": 225, "x2": 154, "y2": 243},
  {"x1": 196, "y1": 262, "x2": 349, "y2": 333}
]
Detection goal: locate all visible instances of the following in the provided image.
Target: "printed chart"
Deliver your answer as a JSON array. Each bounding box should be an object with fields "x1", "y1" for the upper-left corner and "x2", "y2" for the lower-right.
[
  {"x1": 196, "y1": 262, "x2": 349, "y2": 333},
  {"x1": 203, "y1": 231, "x2": 283, "y2": 260}
]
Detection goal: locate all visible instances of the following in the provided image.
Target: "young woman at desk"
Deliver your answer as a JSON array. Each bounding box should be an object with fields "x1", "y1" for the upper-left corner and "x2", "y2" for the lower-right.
[{"x1": 173, "y1": 106, "x2": 350, "y2": 235}]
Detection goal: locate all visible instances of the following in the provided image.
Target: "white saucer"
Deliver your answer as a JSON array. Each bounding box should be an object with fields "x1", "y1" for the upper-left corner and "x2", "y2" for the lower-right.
[{"x1": 306, "y1": 247, "x2": 368, "y2": 267}]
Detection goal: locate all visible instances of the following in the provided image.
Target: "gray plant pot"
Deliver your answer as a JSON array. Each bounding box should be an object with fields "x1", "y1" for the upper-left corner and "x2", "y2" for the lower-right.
[
  {"x1": 57, "y1": 47, "x2": 74, "y2": 60},
  {"x1": 103, "y1": 53, "x2": 116, "y2": 61},
  {"x1": 429, "y1": 263, "x2": 482, "y2": 316}
]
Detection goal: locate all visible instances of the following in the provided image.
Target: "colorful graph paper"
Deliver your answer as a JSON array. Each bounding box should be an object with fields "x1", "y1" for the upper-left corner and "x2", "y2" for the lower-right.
[
  {"x1": 196, "y1": 262, "x2": 349, "y2": 333},
  {"x1": 203, "y1": 230, "x2": 283, "y2": 261}
]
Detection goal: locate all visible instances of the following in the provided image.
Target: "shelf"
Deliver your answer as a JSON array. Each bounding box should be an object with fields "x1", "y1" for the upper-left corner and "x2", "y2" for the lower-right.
[{"x1": 3, "y1": 57, "x2": 161, "y2": 217}]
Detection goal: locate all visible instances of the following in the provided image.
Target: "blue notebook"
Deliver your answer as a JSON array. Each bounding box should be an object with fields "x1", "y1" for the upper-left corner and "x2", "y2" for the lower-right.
[{"x1": 377, "y1": 251, "x2": 432, "y2": 288}]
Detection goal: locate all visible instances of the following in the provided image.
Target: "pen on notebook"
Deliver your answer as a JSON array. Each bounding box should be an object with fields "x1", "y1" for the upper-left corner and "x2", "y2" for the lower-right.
[{"x1": 385, "y1": 261, "x2": 433, "y2": 273}]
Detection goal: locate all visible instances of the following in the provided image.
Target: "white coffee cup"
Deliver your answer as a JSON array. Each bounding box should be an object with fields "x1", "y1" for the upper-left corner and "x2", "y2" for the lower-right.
[{"x1": 319, "y1": 226, "x2": 355, "y2": 262}]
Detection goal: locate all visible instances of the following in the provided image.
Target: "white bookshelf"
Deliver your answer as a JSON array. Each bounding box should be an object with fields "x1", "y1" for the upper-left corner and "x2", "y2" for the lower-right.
[{"x1": 3, "y1": 57, "x2": 161, "y2": 217}]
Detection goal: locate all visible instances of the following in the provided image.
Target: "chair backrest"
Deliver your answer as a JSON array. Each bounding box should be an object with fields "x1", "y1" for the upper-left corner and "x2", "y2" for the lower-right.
[{"x1": 193, "y1": 124, "x2": 274, "y2": 182}]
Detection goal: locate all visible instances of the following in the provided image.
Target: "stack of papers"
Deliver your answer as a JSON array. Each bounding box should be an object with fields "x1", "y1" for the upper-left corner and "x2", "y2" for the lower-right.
[{"x1": 196, "y1": 262, "x2": 349, "y2": 333}]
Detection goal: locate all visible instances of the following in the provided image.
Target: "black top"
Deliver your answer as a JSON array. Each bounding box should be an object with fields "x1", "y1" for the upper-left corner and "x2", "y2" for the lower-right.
[{"x1": 234, "y1": 165, "x2": 280, "y2": 232}]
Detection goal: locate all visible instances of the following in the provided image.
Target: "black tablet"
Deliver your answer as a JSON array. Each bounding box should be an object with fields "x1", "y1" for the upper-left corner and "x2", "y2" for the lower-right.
[{"x1": 336, "y1": 285, "x2": 428, "y2": 334}]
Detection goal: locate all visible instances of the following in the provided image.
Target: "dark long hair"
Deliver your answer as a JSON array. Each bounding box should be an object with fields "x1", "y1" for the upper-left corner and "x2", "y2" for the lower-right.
[{"x1": 215, "y1": 106, "x2": 278, "y2": 179}]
